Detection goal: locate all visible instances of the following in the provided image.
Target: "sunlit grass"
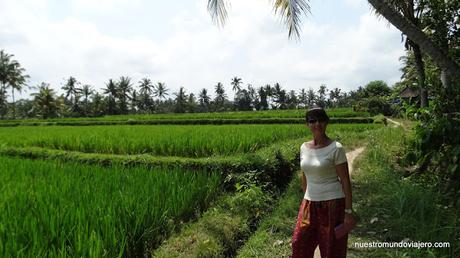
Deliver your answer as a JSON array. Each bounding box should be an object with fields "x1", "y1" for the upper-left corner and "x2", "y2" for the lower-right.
[
  {"x1": 0, "y1": 108, "x2": 369, "y2": 123},
  {"x1": 0, "y1": 157, "x2": 220, "y2": 257},
  {"x1": 0, "y1": 124, "x2": 380, "y2": 157}
]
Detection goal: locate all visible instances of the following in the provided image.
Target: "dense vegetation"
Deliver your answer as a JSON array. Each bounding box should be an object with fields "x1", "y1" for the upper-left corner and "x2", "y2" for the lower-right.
[
  {"x1": 0, "y1": 124, "x2": 377, "y2": 157},
  {"x1": 0, "y1": 116, "x2": 382, "y2": 257},
  {"x1": 0, "y1": 124, "x2": 308, "y2": 156},
  {"x1": 0, "y1": 157, "x2": 220, "y2": 257},
  {"x1": 0, "y1": 108, "x2": 369, "y2": 123},
  {"x1": 0, "y1": 0, "x2": 458, "y2": 256},
  {"x1": 234, "y1": 126, "x2": 459, "y2": 257}
]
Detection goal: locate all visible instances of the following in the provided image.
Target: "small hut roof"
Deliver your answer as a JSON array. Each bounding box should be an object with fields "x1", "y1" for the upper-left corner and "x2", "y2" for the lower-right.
[{"x1": 400, "y1": 86, "x2": 419, "y2": 98}]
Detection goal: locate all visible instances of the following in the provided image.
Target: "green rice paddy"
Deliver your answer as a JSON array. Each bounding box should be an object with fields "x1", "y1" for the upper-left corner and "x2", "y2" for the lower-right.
[
  {"x1": 0, "y1": 124, "x2": 379, "y2": 157},
  {"x1": 0, "y1": 157, "x2": 220, "y2": 257},
  {"x1": 0, "y1": 108, "x2": 369, "y2": 124},
  {"x1": 0, "y1": 109, "x2": 380, "y2": 257}
]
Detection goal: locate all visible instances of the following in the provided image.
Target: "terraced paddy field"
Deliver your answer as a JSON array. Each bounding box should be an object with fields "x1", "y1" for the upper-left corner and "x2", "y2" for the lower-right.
[
  {"x1": 0, "y1": 108, "x2": 369, "y2": 124},
  {"x1": 0, "y1": 124, "x2": 378, "y2": 157},
  {"x1": 0, "y1": 157, "x2": 219, "y2": 257},
  {"x1": 0, "y1": 110, "x2": 382, "y2": 257}
]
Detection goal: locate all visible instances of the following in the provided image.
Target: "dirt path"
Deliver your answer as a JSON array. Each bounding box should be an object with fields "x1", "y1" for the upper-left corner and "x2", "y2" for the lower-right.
[
  {"x1": 313, "y1": 146, "x2": 365, "y2": 258},
  {"x1": 385, "y1": 117, "x2": 402, "y2": 128}
]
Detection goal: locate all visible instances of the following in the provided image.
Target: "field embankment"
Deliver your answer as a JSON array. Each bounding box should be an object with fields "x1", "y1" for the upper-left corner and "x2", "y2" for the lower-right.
[{"x1": 0, "y1": 108, "x2": 388, "y2": 257}]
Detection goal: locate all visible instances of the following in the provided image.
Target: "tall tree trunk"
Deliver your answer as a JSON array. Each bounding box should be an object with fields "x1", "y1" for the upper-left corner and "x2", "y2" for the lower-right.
[
  {"x1": 0, "y1": 83, "x2": 5, "y2": 120},
  {"x1": 11, "y1": 88, "x2": 15, "y2": 119},
  {"x1": 85, "y1": 97, "x2": 88, "y2": 116},
  {"x1": 438, "y1": 15, "x2": 452, "y2": 97},
  {"x1": 411, "y1": 43, "x2": 428, "y2": 107},
  {"x1": 367, "y1": 0, "x2": 460, "y2": 81}
]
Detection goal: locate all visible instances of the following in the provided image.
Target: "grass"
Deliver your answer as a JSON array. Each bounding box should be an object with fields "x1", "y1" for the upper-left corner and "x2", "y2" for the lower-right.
[
  {"x1": 232, "y1": 125, "x2": 458, "y2": 258},
  {"x1": 0, "y1": 108, "x2": 369, "y2": 123},
  {"x1": 152, "y1": 185, "x2": 273, "y2": 258},
  {"x1": 234, "y1": 131, "x2": 372, "y2": 258},
  {"x1": 0, "y1": 157, "x2": 220, "y2": 257},
  {"x1": 349, "y1": 126, "x2": 459, "y2": 257},
  {"x1": 236, "y1": 174, "x2": 303, "y2": 258},
  {"x1": 0, "y1": 121, "x2": 382, "y2": 257},
  {"x1": 0, "y1": 124, "x2": 309, "y2": 157},
  {"x1": 151, "y1": 136, "x2": 305, "y2": 258},
  {"x1": 152, "y1": 126, "x2": 379, "y2": 257},
  {"x1": 0, "y1": 124, "x2": 379, "y2": 157}
]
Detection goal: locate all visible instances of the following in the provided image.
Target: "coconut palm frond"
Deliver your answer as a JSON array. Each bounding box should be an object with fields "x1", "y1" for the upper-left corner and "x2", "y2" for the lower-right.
[
  {"x1": 273, "y1": 0, "x2": 311, "y2": 39},
  {"x1": 207, "y1": 0, "x2": 228, "y2": 27}
]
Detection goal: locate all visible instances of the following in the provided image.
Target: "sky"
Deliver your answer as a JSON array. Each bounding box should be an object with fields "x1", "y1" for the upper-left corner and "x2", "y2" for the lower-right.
[{"x1": 0, "y1": 0, "x2": 406, "y2": 100}]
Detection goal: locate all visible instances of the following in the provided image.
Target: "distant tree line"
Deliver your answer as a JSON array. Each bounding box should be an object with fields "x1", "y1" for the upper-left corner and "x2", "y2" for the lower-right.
[{"x1": 0, "y1": 54, "x2": 395, "y2": 119}]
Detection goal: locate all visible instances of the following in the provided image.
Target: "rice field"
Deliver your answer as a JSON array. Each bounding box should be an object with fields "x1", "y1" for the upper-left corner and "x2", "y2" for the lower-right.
[
  {"x1": 0, "y1": 108, "x2": 369, "y2": 124},
  {"x1": 0, "y1": 109, "x2": 381, "y2": 257},
  {"x1": 0, "y1": 157, "x2": 220, "y2": 257},
  {"x1": 0, "y1": 124, "x2": 379, "y2": 157}
]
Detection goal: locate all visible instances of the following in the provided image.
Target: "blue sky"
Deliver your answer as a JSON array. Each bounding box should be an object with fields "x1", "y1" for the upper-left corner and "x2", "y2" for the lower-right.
[{"x1": 0, "y1": 0, "x2": 405, "y2": 99}]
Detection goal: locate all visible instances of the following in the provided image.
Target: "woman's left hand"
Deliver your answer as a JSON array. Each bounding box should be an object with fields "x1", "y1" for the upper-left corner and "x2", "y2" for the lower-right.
[{"x1": 344, "y1": 213, "x2": 357, "y2": 227}]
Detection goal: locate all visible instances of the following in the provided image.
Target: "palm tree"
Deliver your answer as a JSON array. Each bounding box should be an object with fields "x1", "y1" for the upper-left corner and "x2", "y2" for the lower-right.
[
  {"x1": 286, "y1": 90, "x2": 298, "y2": 109},
  {"x1": 81, "y1": 84, "x2": 94, "y2": 116},
  {"x1": 230, "y1": 76, "x2": 242, "y2": 93},
  {"x1": 62, "y1": 76, "x2": 81, "y2": 112},
  {"x1": 130, "y1": 89, "x2": 139, "y2": 114},
  {"x1": 198, "y1": 88, "x2": 211, "y2": 111},
  {"x1": 153, "y1": 82, "x2": 169, "y2": 102},
  {"x1": 0, "y1": 50, "x2": 13, "y2": 92},
  {"x1": 207, "y1": 0, "x2": 460, "y2": 80},
  {"x1": 32, "y1": 82, "x2": 58, "y2": 119},
  {"x1": 307, "y1": 88, "x2": 316, "y2": 108},
  {"x1": 328, "y1": 87, "x2": 341, "y2": 108},
  {"x1": 103, "y1": 79, "x2": 118, "y2": 115},
  {"x1": 257, "y1": 86, "x2": 268, "y2": 110},
  {"x1": 263, "y1": 84, "x2": 273, "y2": 108},
  {"x1": 174, "y1": 87, "x2": 187, "y2": 113},
  {"x1": 208, "y1": 0, "x2": 310, "y2": 39},
  {"x1": 367, "y1": 0, "x2": 460, "y2": 80},
  {"x1": 298, "y1": 88, "x2": 307, "y2": 108},
  {"x1": 272, "y1": 83, "x2": 287, "y2": 109},
  {"x1": 0, "y1": 87, "x2": 7, "y2": 119},
  {"x1": 117, "y1": 76, "x2": 133, "y2": 114},
  {"x1": 139, "y1": 78, "x2": 154, "y2": 96},
  {"x1": 0, "y1": 50, "x2": 29, "y2": 119},
  {"x1": 91, "y1": 92, "x2": 105, "y2": 116},
  {"x1": 214, "y1": 82, "x2": 227, "y2": 110},
  {"x1": 247, "y1": 84, "x2": 256, "y2": 109},
  {"x1": 8, "y1": 65, "x2": 29, "y2": 118},
  {"x1": 317, "y1": 84, "x2": 328, "y2": 108},
  {"x1": 187, "y1": 93, "x2": 198, "y2": 113},
  {"x1": 138, "y1": 78, "x2": 154, "y2": 112},
  {"x1": 373, "y1": 0, "x2": 428, "y2": 107}
]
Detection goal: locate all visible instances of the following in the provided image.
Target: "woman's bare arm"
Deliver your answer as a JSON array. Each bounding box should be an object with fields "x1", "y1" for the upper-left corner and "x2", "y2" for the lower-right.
[
  {"x1": 300, "y1": 171, "x2": 307, "y2": 194},
  {"x1": 335, "y1": 162, "x2": 352, "y2": 210}
]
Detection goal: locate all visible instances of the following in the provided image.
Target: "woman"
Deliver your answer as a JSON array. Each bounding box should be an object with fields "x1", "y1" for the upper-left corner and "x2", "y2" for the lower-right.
[{"x1": 292, "y1": 107, "x2": 356, "y2": 258}]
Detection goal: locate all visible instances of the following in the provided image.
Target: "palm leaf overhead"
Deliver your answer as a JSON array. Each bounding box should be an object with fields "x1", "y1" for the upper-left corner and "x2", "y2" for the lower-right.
[
  {"x1": 273, "y1": 0, "x2": 311, "y2": 39},
  {"x1": 207, "y1": 0, "x2": 310, "y2": 39},
  {"x1": 207, "y1": 0, "x2": 228, "y2": 27}
]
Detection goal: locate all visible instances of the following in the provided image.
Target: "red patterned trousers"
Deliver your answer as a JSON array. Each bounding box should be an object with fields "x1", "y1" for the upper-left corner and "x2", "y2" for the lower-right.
[{"x1": 292, "y1": 198, "x2": 348, "y2": 258}]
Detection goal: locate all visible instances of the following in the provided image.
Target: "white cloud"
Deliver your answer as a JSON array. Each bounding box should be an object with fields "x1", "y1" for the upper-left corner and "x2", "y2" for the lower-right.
[
  {"x1": 344, "y1": 0, "x2": 365, "y2": 8},
  {"x1": 72, "y1": 0, "x2": 142, "y2": 12},
  {"x1": 0, "y1": 0, "x2": 404, "y2": 101}
]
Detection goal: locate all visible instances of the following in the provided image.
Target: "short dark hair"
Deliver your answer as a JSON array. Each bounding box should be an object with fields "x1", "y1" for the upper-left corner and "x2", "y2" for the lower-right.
[{"x1": 305, "y1": 107, "x2": 329, "y2": 123}]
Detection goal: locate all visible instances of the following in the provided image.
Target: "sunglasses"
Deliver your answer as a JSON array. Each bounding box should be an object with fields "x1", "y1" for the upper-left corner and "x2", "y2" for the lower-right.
[{"x1": 308, "y1": 119, "x2": 326, "y2": 124}]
